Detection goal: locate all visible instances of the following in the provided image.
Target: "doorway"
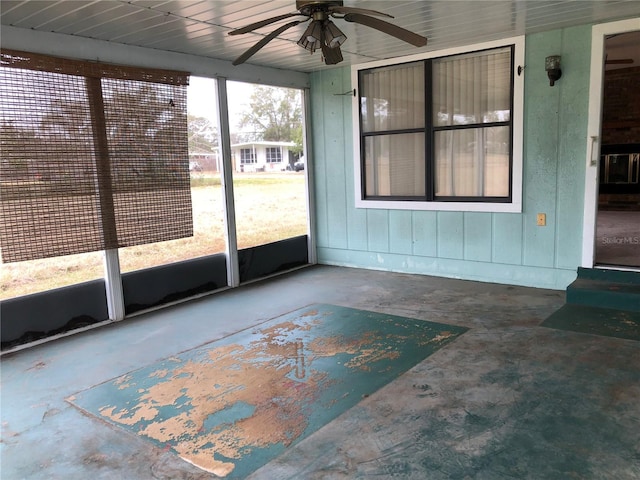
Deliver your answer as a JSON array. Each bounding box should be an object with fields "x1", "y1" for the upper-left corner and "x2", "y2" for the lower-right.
[
  {"x1": 595, "y1": 31, "x2": 640, "y2": 268},
  {"x1": 582, "y1": 20, "x2": 640, "y2": 270}
]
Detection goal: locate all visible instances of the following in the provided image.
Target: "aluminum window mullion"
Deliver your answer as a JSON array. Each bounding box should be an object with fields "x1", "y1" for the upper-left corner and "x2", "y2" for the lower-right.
[
  {"x1": 103, "y1": 249, "x2": 124, "y2": 321},
  {"x1": 433, "y1": 120, "x2": 511, "y2": 132},
  {"x1": 362, "y1": 127, "x2": 426, "y2": 137},
  {"x1": 425, "y1": 60, "x2": 434, "y2": 200},
  {"x1": 302, "y1": 87, "x2": 317, "y2": 264},
  {"x1": 216, "y1": 78, "x2": 239, "y2": 288}
]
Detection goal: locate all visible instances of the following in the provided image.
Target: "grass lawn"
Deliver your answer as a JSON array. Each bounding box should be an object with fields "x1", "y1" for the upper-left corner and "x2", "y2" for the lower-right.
[{"x1": 0, "y1": 173, "x2": 307, "y2": 300}]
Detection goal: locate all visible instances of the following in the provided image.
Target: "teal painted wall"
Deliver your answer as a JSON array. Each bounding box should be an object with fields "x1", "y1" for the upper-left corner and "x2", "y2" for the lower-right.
[{"x1": 310, "y1": 25, "x2": 591, "y2": 290}]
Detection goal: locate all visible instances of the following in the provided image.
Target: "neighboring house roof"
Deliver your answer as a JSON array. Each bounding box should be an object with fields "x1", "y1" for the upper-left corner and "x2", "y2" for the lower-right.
[
  {"x1": 189, "y1": 151, "x2": 217, "y2": 156},
  {"x1": 231, "y1": 141, "x2": 295, "y2": 149}
]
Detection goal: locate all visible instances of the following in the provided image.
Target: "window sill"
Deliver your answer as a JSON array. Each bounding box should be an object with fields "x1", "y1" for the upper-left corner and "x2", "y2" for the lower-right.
[{"x1": 355, "y1": 198, "x2": 522, "y2": 213}]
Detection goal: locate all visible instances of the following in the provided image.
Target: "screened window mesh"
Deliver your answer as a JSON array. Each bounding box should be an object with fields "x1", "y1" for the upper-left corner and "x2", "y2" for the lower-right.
[{"x1": 0, "y1": 50, "x2": 192, "y2": 263}]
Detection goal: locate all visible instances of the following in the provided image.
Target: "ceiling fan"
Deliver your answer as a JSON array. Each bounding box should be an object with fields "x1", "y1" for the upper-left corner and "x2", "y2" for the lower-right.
[{"x1": 228, "y1": 0, "x2": 427, "y2": 66}]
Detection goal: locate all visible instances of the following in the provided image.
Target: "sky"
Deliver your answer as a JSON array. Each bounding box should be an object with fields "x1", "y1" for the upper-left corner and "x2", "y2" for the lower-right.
[{"x1": 187, "y1": 76, "x2": 254, "y2": 131}]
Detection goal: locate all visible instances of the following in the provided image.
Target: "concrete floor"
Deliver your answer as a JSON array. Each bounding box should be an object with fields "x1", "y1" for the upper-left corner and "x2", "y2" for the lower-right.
[{"x1": 2, "y1": 265, "x2": 639, "y2": 479}]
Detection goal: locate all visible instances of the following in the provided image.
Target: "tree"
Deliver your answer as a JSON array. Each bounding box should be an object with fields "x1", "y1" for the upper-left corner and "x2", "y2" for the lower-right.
[
  {"x1": 98, "y1": 82, "x2": 188, "y2": 185},
  {"x1": 0, "y1": 122, "x2": 43, "y2": 178},
  {"x1": 239, "y1": 86, "x2": 302, "y2": 149},
  {"x1": 290, "y1": 124, "x2": 304, "y2": 155},
  {"x1": 188, "y1": 114, "x2": 218, "y2": 153}
]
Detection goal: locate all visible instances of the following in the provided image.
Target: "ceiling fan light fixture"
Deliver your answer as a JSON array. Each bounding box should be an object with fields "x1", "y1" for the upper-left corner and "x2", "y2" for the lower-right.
[
  {"x1": 305, "y1": 20, "x2": 323, "y2": 44},
  {"x1": 321, "y1": 41, "x2": 343, "y2": 65},
  {"x1": 324, "y1": 20, "x2": 346, "y2": 48},
  {"x1": 298, "y1": 20, "x2": 323, "y2": 52},
  {"x1": 297, "y1": 36, "x2": 318, "y2": 53}
]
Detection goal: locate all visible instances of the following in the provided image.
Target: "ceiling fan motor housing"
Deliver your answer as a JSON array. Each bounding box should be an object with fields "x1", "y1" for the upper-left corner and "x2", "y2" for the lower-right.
[{"x1": 296, "y1": 0, "x2": 344, "y2": 15}]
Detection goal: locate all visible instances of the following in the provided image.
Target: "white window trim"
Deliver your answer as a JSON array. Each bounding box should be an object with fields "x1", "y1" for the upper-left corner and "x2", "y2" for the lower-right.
[
  {"x1": 351, "y1": 36, "x2": 525, "y2": 213},
  {"x1": 240, "y1": 148, "x2": 256, "y2": 164},
  {"x1": 266, "y1": 146, "x2": 282, "y2": 163}
]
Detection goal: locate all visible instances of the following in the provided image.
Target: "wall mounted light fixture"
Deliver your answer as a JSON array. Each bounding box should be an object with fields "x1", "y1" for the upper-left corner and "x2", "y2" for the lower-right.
[{"x1": 545, "y1": 55, "x2": 562, "y2": 86}]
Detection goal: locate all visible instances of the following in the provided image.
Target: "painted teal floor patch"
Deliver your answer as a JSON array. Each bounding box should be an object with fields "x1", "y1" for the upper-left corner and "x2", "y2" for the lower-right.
[
  {"x1": 542, "y1": 304, "x2": 640, "y2": 341},
  {"x1": 69, "y1": 304, "x2": 467, "y2": 478}
]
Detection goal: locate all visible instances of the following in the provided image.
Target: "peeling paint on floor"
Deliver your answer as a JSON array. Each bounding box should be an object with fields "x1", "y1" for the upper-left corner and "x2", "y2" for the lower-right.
[{"x1": 69, "y1": 303, "x2": 466, "y2": 478}]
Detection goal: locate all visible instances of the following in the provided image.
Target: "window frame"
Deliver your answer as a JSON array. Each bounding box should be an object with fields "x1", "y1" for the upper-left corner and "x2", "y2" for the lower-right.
[
  {"x1": 266, "y1": 146, "x2": 282, "y2": 163},
  {"x1": 351, "y1": 36, "x2": 525, "y2": 213},
  {"x1": 240, "y1": 147, "x2": 256, "y2": 164}
]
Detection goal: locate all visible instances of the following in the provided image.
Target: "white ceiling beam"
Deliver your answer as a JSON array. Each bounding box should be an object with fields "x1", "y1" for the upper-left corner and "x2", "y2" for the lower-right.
[{"x1": 0, "y1": 25, "x2": 310, "y2": 88}]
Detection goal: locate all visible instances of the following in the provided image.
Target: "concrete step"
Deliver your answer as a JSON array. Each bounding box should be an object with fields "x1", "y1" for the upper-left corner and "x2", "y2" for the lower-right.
[
  {"x1": 566, "y1": 268, "x2": 640, "y2": 313},
  {"x1": 576, "y1": 267, "x2": 640, "y2": 284}
]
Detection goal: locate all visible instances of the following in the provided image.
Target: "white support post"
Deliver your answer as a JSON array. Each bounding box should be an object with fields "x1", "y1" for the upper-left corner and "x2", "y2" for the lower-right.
[
  {"x1": 103, "y1": 248, "x2": 125, "y2": 321},
  {"x1": 217, "y1": 78, "x2": 240, "y2": 287},
  {"x1": 302, "y1": 87, "x2": 317, "y2": 264}
]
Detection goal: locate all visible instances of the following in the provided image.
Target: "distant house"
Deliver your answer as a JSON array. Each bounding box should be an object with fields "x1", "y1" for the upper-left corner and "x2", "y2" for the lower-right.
[
  {"x1": 230, "y1": 141, "x2": 297, "y2": 173},
  {"x1": 189, "y1": 150, "x2": 220, "y2": 172}
]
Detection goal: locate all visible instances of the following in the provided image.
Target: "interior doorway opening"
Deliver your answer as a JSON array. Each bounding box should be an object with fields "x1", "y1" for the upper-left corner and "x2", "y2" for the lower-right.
[{"x1": 595, "y1": 30, "x2": 640, "y2": 269}]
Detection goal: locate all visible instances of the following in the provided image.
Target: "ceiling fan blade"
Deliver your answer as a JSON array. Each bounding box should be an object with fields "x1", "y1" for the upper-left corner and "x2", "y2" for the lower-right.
[
  {"x1": 321, "y1": 43, "x2": 344, "y2": 65},
  {"x1": 329, "y1": 6, "x2": 393, "y2": 18},
  {"x1": 228, "y1": 12, "x2": 304, "y2": 35},
  {"x1": 232, "y1": 21, "x2": 303, "y2": 65},
  {"x1": 344, "y1": 13, "x2": 427, "y2": 47}
]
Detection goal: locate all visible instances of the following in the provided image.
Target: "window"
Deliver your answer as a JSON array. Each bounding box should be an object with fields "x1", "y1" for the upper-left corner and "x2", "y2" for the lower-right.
[
  {"x1": 266, "y1": 147, "x2": 282, "y2": 163},
  {"x1": 240, "y1": 148, "x2": 256, "y2": 164},
  {"x1": 601, "y1": 153, "x2": 639, "y2": 185},
  {"x1": 353, "y1": 37, "x2": 524, "y2": 212}
]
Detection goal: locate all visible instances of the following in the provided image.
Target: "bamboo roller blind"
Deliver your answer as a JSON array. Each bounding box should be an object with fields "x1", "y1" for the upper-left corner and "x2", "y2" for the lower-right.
[{"x1": 0, "y1": 50, "x2": 192, "y2": 263}]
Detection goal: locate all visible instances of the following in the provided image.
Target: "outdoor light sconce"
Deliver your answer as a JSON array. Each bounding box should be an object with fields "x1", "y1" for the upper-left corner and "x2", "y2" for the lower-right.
[{"x1": 545, "y1": 55, "x2": 562, "y2": 86}]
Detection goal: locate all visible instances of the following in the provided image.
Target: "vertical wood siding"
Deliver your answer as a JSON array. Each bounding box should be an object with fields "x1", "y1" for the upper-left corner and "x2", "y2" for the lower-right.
[{"x1": 311, "y1": 25, "x2": 591, "y2": 289}]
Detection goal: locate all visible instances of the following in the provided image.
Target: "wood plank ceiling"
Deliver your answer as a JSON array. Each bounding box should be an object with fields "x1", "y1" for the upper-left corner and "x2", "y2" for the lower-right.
[{"x1": 1, "y1": 1, "x2": 639, "y2": 72}]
